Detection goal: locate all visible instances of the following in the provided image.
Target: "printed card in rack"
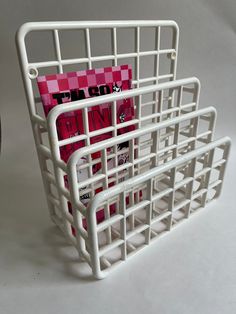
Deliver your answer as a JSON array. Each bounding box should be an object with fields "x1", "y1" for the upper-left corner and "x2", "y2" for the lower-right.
[{"x1": 37, "y1": 65, "x2": 135, "y2": 224}]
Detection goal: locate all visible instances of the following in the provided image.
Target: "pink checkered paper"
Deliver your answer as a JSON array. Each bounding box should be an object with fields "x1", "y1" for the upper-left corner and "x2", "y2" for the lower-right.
[
  {"x1": 37, "y1": 65, "x2": 134, "y2": 161},
  {"x1": 37, "y1": 65, "x2": 135, "y2": 227}
]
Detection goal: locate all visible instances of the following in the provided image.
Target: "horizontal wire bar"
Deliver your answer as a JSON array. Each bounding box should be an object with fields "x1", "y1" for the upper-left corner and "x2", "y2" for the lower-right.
[
  {"x1": 192, "y1": 188, "x2": 208, "y2": 200},
  {"x1": 59, "y1": 134, "x2": 88, "y2": 147},
  {"x1": 172, "y1": 199, "x2": 190, "y2": 212},
  {"x1": 99, "y1": 239, "x2": 124, "y2": 257},
  {"x1": 151, "y1": 188, "x2": 173, "y2": 202},
  {"x1": 213, "y1": 159, "x2": 226, "y2": 169},
  {"x1": 47, "y1": 193, "x2": 60, "y2": 208},
  {"x1": 77, "y1": 173, "x2": 106, "y2": 189},
  {"x1": 42, "y1": 170, "x2": 56, "y2": 185},
  {"x1": 28, "y1": 49, "x2": 176, "y2": 69},
  {"x1": 97, "y1": 214, "x2": 124, "y2": 232},
  {"x1": 125, "y1": 200, "x2": 151, "y2": 217},
  {"x1": 174, "y1": 177, "x2": 193, "y2": 190},
  {"x1": 32, "y1": 114, "x2": 47, "y2": 128},
  {"x1": 194, "y1": 167, "x2": 211, "y2": 178},
  {"x1": 151, "y1": 211, "x2": 171, "y2": 224},
  {"x1": 208, "y1": 179, "x2": 222, "y2": 189},
  {"x1": 132, "y1": 74, "x2": 173, "y2": 85},
  {"x1": 38, "y1": 144, "x2": 52, "y2": 159}
]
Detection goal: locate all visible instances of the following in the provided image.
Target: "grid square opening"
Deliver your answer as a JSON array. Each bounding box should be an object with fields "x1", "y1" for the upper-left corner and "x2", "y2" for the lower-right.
[
  {"x1": 90, "y1": 28, "x2": 113, "y2": 57},
  {"x1": 25, "y1": 31, "x2": 56, "y2": 63},
  {"x1": 117, "y1": 28, "x2": 135, "y2": 54},
  {"x1": 59, "y1": 29, "x2": 87, "y2": 60},
  {"x1": 140, "y1": 27, "x2": 156, "y2": 52}
]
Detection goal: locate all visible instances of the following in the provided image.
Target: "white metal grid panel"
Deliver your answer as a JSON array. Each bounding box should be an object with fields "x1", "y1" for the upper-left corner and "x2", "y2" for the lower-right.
[
  {"x1": 46, "y1": 77, "x2": 200, "y2": 245},
  {"x1": 86, "y1": 137, "x2": 231, "y2": 278},
  {"x1": 16, "y1": 20, "x2": 179, "y2": 125},
  {"x1": 68, "y1": 106, "x2": 216, "y2": 207},
  {"x1": 16, "y1": 21, "x2": 179, "y2": 242},
  {"x1": 66, "y1": 106, "x2": 217, "y2": 266}
]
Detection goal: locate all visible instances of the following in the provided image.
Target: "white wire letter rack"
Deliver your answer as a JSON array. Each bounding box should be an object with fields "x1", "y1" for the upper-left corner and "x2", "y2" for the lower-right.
[{"x1": 16, "y1": 21, "x2": 231, "y2": 279}]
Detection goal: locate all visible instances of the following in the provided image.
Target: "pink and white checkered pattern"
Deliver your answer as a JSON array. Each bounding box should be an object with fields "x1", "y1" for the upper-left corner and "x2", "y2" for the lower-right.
[
  {"x1": 37, "y1": 64, "x2": 134, "y2": 227},
  {"x1": 37, "y1": 65, "x2": 132, "y2": 116},
  {"x1": 37, "y1": 64, "x2": 133, "y2": 163}
]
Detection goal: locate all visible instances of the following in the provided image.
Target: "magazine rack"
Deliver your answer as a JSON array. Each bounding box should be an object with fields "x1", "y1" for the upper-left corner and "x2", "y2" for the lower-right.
[{"x1": 16, "y1": 21, "x2": 231, "y2": 279}]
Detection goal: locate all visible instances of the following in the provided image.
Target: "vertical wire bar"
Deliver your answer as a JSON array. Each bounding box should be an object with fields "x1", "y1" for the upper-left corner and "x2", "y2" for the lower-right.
[
  {"x1": 158, "y1": 89, "x2": 163, "y2": 120},
  {"x1": 101, "y1": 149, "x2": 112, "y2": 244},
  {"x1": 152, "y1": 26, "x2": 161, "y2": 124},
  {"x1": 193, "y1": 80, "x2": 200, "y2": 109},
  {"x1": 191, "y1": 115, "x2": 199, "y2": 150},
  {"x1": 186, "y1": 88, "x2": 201, "y2": 156},
  {"x1": 87, "y1": 203, "x2": 101, "y2": 278},
  {"x1": 154, "y1": 26, "x2": 161, "y2": 82},
  {"x1": 153, "y1": 91, "x2": 159, "y2": 124},
  {"x1": 155, "y1": 89, "x2": 163, "y2": 168},
  {"x1": 152, "y1": 129, "x2": 159, "y2": 167},
  {"x1": 152, "y1": 129, "x2": 160, "y2": 195},
  {"x1": 112, "y1": 28, "x2": 118, "y2": 66},
  {"x1": 82, "y1": 107, "x2": 90, "y2": 151},
  {"x1": 200, "y1": 148, "x2": 215, "y2": 207},
  {"x1": 135, "y1": 27, "x2": 140, "y2": 87},
  {"x1": 168, "y1": 25, "x2": 177, "y2": 108},
  {"x1": 136, "y1": 95, "x2": 142, "y2": 125},
  {"x1": 183, "y1": 109, "x2": 199, "y2": 170},
  {"x1": 128, "y1": 138, "x2": 135, "y2": 230},
  {"x1": 145, "y1": 178, "x2": 153, "y2": 244},
  {"x1": 170, "y1": 25, "x2": 179, "y2": 81},
  {"x1": 85, "y1": 28, "x2": 92, "y2": 69},
  {"x1": 164, "y1": 87, "x2": 175, "y2": 164},
  {"x1": 167, "y1": 88, "x2": 174, "y2": 111},
  {"x1": 207, "y1": 111, "x2": 216, "y2": 143},
  {"x1": 173, "y1": 120, "x2": 180, "y2": 159},
  {"x1": 82, "y1": 108, "x2": 94, "y2": 194},
  {"x1": 215, "y1": 143, "x2": 230, "y2": 197},
  {"x1": 111, "y1": 101, "x2": 119, "y2": 188},
  {"x1": 188, "y1": 122, "x2": 198, "y2": 180},
  {"x1": 76, "y1": 117, "x2": 93, "y2": 256},
  {"x1": 177, "y1": 85, "x2": 183, "y2": 117},
  {"x1": 121, "y1": 192, "x2": 127, "y2": 260},
  {"x1": 135, "y1": 95, "x2": 142, "y2": 206},
  {"x1": 68, "y1": 168, "x2": 87, "y2": 256},
  {"x1": 112, "y1": 100, "x2": 117, "y2": 128},
  {"x1": 53, "y1": 29, "x2": 63, "y2": 73},
  {"x1": 184, "y1": 157, "x2": 197, "y2": 218},
  {"x1": 135, "y1": 95, "x2": 142, "y2": 177},
  {"x1": 165, "y1": 25, "x2": 179, "y2": 159},
  {"x1": 195, "y1": 113, "x2": 211, "y2": 189},
  {"x1": 168, "y1": 167, "x2": 176, "y2": 230}
]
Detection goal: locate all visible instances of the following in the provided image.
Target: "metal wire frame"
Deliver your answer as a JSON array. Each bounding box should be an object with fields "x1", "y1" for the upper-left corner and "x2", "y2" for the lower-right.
[
  {"x1": 15, "y1": 21, "x2": 231, "y2": 280},
  {"x1": 66, "y1": 106, "x2": 216, "y2": 265},
  {"x1": 16, "y1": 20, "x2": 179, "y2": 87},
  {"x1": 42, "y1": 78, "x2": 199, "y2": 246},
  {"x1": 84, "y1": 136, "x2": 231, "y2": 278},
  {"x1": 68, "y1": 106, "x2": 217, "y2": 201},
  {"x1": 16, "y1": 21, "x2": 179, "y2": 243}
]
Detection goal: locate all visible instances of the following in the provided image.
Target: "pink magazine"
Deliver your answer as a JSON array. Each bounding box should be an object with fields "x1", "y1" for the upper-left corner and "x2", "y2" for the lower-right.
[{"x1": 37, "y1": 65, "x2": 135, "y2": 228}]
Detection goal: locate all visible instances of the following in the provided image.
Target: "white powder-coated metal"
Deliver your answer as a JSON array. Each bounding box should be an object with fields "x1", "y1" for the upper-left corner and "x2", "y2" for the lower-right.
[
  {"x1": 87, "y1": 136, "x2": 231, "y2": 278},
  {"x1": 16, "y1": 20, "x2": 231, "y2": 279}
]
